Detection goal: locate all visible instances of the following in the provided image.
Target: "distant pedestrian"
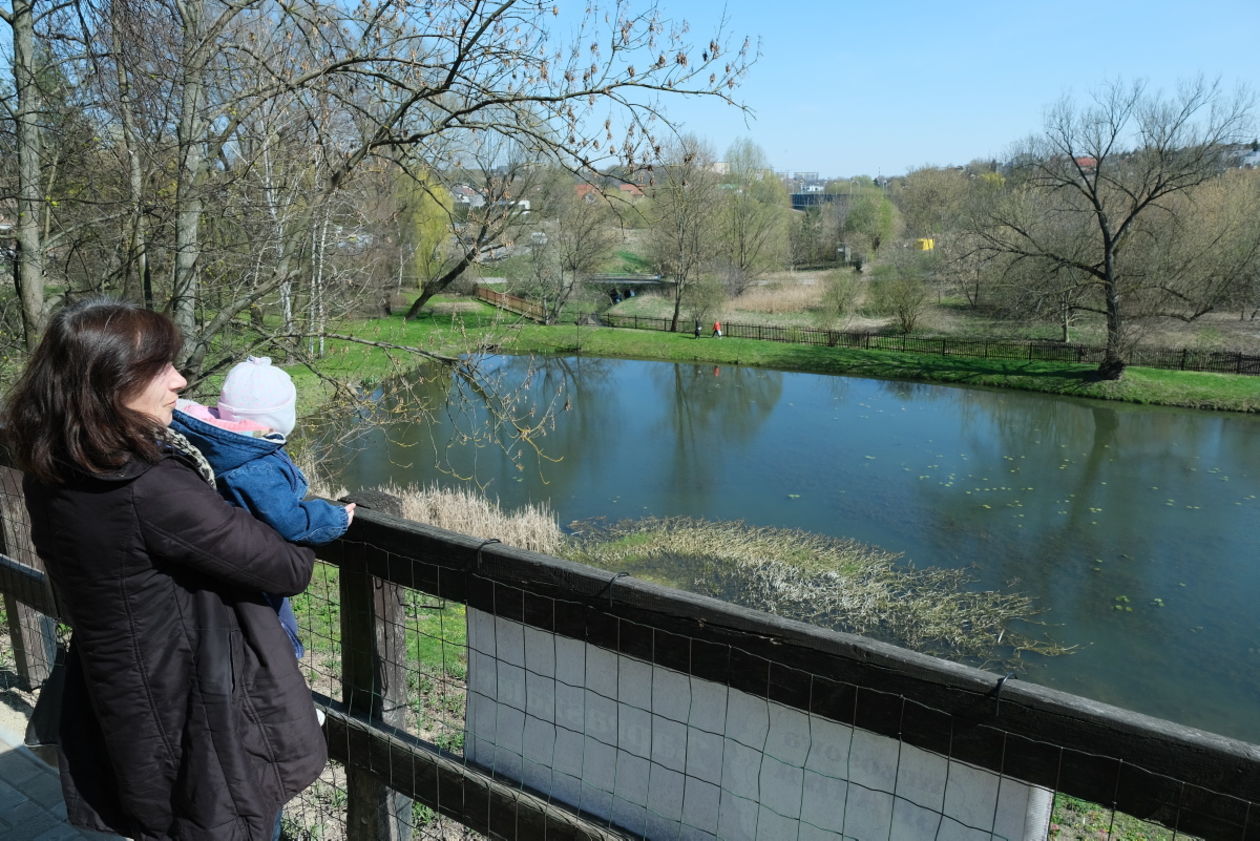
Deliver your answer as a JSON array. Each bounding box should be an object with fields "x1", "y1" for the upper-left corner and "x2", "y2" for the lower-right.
[
  {"x1": 713, "y1": 320, "x2": 723, "y2": 338},
  {"x1": 694, "y1": 318, "x2": 702, "y2": 338}
]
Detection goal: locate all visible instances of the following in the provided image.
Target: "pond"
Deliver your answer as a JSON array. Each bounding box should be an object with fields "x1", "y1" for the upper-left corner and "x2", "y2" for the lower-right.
[{"x1": 319, "y1": 354, "x2": 1260, "y2": 743}]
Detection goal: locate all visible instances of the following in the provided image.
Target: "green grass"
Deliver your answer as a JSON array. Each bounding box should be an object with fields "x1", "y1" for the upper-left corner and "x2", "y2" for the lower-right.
[
  {"x1": 291, "y1": 560, "x2": 468, "y2": 681},
  {"x1": 504, "y1": 320, "x2": 1260, "y2": 413},
  {"x1": 1050, "y1": 794, "x2": 1193, "y2": 840},
  {"x1": 290, "y1": 296, "x2": 1259, "y2": 418},
  {"x1": 600, "y1": 249, "x2": 654, "y2": 274}
]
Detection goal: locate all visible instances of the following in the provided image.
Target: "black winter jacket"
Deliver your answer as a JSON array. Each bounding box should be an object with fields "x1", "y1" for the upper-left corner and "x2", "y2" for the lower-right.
[{"x1": 23, "y1": 445, "x2": 328, "y2": 841}]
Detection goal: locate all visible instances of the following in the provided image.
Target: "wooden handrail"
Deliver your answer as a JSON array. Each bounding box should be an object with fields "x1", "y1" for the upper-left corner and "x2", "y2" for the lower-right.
[{"x1": 1, "y1": 481, "x2": 1258, "y2": 839}]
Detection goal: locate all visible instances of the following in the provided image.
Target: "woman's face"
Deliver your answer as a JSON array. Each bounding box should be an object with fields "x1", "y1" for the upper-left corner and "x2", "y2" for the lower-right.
[{"x1": 125, "y1": 362, "x2": 187, "y2": 426}]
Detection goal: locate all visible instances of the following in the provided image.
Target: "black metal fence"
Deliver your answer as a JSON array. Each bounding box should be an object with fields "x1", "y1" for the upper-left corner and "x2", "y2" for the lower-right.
[
  {"x1": 597, "y1": 312, "x2": 1260, "y2": 376},
  {"x1": 473, "y1": 288, "x2": 1260, "y2": 376},
  {"x1": 4, "y1": 462, "x2": 1260, "y2": 840}
]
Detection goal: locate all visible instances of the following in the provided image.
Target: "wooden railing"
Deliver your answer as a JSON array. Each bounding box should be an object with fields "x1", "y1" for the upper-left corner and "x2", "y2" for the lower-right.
[
  {"x1": 2, "y1": 469, "x2": 1260, "y2": 840},
  {"x1": 474, "y1": 287, "x2": 546, "y2": 322}
]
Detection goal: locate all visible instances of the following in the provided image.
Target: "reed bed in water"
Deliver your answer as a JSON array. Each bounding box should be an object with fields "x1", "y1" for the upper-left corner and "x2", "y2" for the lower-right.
[
  {"x1": 566, "y1": 517, "x2": 1070, "y2": 668},
  {"x1": 302, "y1": 472, "x2": 1064, "y2": 667},
  {"x1": 375, "y1": 482, "x2": 564, "y2": 555}
]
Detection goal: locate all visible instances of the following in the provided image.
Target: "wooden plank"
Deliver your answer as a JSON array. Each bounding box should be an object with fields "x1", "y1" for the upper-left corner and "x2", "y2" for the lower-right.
[
  {"x1": 340, "y1": 493, "x2": 412, "y2": 841},
  {"x1": 0, "y1": 466, "x2": 56, "y2": 688},
  {"x1": 319, "y1": 701, "x2": 635, "y2": 841}
]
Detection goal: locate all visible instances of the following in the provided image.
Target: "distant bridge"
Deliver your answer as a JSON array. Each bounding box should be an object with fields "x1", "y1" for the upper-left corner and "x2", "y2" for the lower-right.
[
  {"x1": 790, "y1": 192, "x2": 853, "y2": 212},
  {"x1": 585, "y1": 272, "x2": 670, "y2": 288}
]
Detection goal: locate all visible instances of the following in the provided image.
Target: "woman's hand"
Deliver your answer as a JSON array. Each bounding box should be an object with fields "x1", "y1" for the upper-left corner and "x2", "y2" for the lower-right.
[{"x1": 344, "y1": 503, "x2": 356, "y2": 525}]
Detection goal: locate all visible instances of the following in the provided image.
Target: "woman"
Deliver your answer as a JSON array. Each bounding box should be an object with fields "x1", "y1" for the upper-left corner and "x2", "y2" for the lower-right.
[{"x1": 5, "y1": 299, "x2": 327, "y2": 841}]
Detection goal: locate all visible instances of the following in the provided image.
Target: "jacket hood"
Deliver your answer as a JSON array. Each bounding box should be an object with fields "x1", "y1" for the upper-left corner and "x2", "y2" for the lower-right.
[{"x1": 170, "y1": 409, "x2": 285, "y2": 473}]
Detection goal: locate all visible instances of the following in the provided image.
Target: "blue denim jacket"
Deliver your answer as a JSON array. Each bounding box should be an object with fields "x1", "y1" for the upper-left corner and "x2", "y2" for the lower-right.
[{"x1": 171, "y1": 409, "x2": 349, "y2": 657}]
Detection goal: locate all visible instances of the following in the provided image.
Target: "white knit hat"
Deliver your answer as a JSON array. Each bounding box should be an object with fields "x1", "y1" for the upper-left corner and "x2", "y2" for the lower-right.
[{"x1": 218, "y1": 356, "x2": 297, "y2": 436}]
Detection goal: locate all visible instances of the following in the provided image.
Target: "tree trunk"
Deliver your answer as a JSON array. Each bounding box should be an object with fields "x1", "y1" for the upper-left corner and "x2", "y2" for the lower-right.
[
  {"x1": 1098, "y1": 257, "x2": 1125, "y2": 380},
  {"x1": 172, "y1": 0, "x2": 206, "y2": 342},
  {"x1": 404, "y1": 256, "x2": 472, "y2": 320},
  {"x1": 670, "y1": 280, "x2": 683, "y2": 332},
  {"x1": 14, "y1": 0, "x2": 45, "y2": 347},
  {"x1": 113, "y1": 15, "x2": 150, "y2": 308},
  {"x1": 310, "y1": 210, "x2": 330, "y2": 357}
]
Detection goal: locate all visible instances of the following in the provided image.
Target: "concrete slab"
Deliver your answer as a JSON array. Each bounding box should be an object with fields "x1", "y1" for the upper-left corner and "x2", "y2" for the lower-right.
[{"x1": 0, "y1": 723, "x2": 126, "y2": 841}]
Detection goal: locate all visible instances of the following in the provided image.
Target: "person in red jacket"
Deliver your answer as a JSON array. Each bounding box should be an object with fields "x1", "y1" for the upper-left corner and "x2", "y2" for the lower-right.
[
  {"x1": 713, "y1": 319, "x2": 723, "y2": 338},
  {"x1": 5, "y1": 298, "x2": 326, "y2": 841}
]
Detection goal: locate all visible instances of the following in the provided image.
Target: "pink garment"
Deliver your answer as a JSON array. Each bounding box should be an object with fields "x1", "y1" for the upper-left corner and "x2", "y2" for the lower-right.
[{"x1": 176, "y1": 399, "x2": 273, "y2": 436}]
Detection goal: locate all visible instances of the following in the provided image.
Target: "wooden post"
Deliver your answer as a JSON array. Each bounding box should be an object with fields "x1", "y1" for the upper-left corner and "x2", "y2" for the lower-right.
[
  {"x1": 0, "y1": 466, "x2": 55, "y2": 689},
  {"x1": 341, "y1": 491, "x2": 413, "y2": 841}
]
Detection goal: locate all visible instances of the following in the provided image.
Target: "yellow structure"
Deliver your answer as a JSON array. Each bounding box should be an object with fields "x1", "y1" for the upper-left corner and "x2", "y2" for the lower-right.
[{"x1": 914, "y1": 238, "x2": 935, "y2": 251}]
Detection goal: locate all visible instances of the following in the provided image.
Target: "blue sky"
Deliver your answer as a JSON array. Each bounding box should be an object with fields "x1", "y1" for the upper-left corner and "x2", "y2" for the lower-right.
[{"x1": 643, "y1": 0, "x2": 1260, "y2": 178}]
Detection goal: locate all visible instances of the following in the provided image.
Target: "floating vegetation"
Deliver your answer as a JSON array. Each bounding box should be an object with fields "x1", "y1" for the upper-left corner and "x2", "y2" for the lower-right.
[{"x1": 566, "y1": 517, "x2": 1071, "y2": 669}]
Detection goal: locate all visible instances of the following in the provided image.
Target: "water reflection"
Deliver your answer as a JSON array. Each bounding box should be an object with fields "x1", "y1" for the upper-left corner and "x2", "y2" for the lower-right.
[{"x1": 318, "y1": 355, "x2": 1260, "y2": 742}]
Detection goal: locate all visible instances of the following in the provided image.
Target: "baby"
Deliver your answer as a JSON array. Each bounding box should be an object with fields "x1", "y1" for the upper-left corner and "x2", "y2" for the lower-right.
[{"x1": 171, "y1": 356, "x2": 354, "y2": 659}]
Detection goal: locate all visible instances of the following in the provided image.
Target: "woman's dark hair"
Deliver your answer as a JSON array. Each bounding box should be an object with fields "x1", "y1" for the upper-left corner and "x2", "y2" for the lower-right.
[{"x1": 4, "y1": 298, "x2": 183, "y2": 483}]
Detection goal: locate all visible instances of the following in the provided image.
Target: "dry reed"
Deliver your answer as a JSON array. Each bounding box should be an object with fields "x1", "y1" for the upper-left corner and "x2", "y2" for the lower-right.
[
  {"x1": 374, "y1": 481, "x2": 563, "y2": 555},
  {"x1": 731, "y1": 274, "x2": 828, "y2": 313}
]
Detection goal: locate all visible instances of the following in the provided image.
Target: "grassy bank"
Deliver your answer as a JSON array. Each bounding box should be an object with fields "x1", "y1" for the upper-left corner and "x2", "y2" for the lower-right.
[
  {"x1": 301, "y1": 303, "x2": 1260, "y2": 414},
  {"x1": 508, "y1": 321, "x2": 1260, "y2": 413}
]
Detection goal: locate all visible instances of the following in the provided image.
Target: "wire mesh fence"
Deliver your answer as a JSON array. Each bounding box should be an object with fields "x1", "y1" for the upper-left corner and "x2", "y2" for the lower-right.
[{"x1": 3, "y1": 467, "x2": 1260, "y2": 840}]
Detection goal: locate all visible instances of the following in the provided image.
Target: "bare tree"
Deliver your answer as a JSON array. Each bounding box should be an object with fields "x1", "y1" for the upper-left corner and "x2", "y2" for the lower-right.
[
  {"x1": 524, "y1": 178, "x2": 617, "y2": 324},
  {"x1": 402, "y1": 143, "x2": 540, "y2": 320},
  {"x1": 890, "y1": 167, "x2": 961, "y2": 240},
  {"x1": 3, "y1": 0, "x2": 753, "y2": 379},
  {"x1": 871, "y1": 251, "x2": 932, "y2": 334},
  {"x1": 978, "y1": 78, "x2": 1253, "y2": 379},
  {"x1": 717, "y1": 138, "x2": 789, "y2": 294},
  {"x1": 1147, "y1": 168, "x2": 1260, "y2": 323},
  {"x1": 647, "y1": 135, "x2": 721, "y2": 332}
]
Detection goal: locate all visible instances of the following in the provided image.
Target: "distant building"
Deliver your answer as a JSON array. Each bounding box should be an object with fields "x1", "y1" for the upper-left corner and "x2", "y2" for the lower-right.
[
  {"x1": 451, "y1": 185, "x2": 486, "y2": 208},
  {"x1": 1233, "y1": 146, "x2": 1260, "y2": 169},
  {"x1": 576, "y1": 182, "x2": 645, "y2": 203}
]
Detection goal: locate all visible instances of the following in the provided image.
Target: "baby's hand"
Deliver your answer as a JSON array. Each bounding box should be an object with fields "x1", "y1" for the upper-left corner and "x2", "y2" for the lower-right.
[{"x1": 345, "y1": 503, "x2": 356, "y2": 525}]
